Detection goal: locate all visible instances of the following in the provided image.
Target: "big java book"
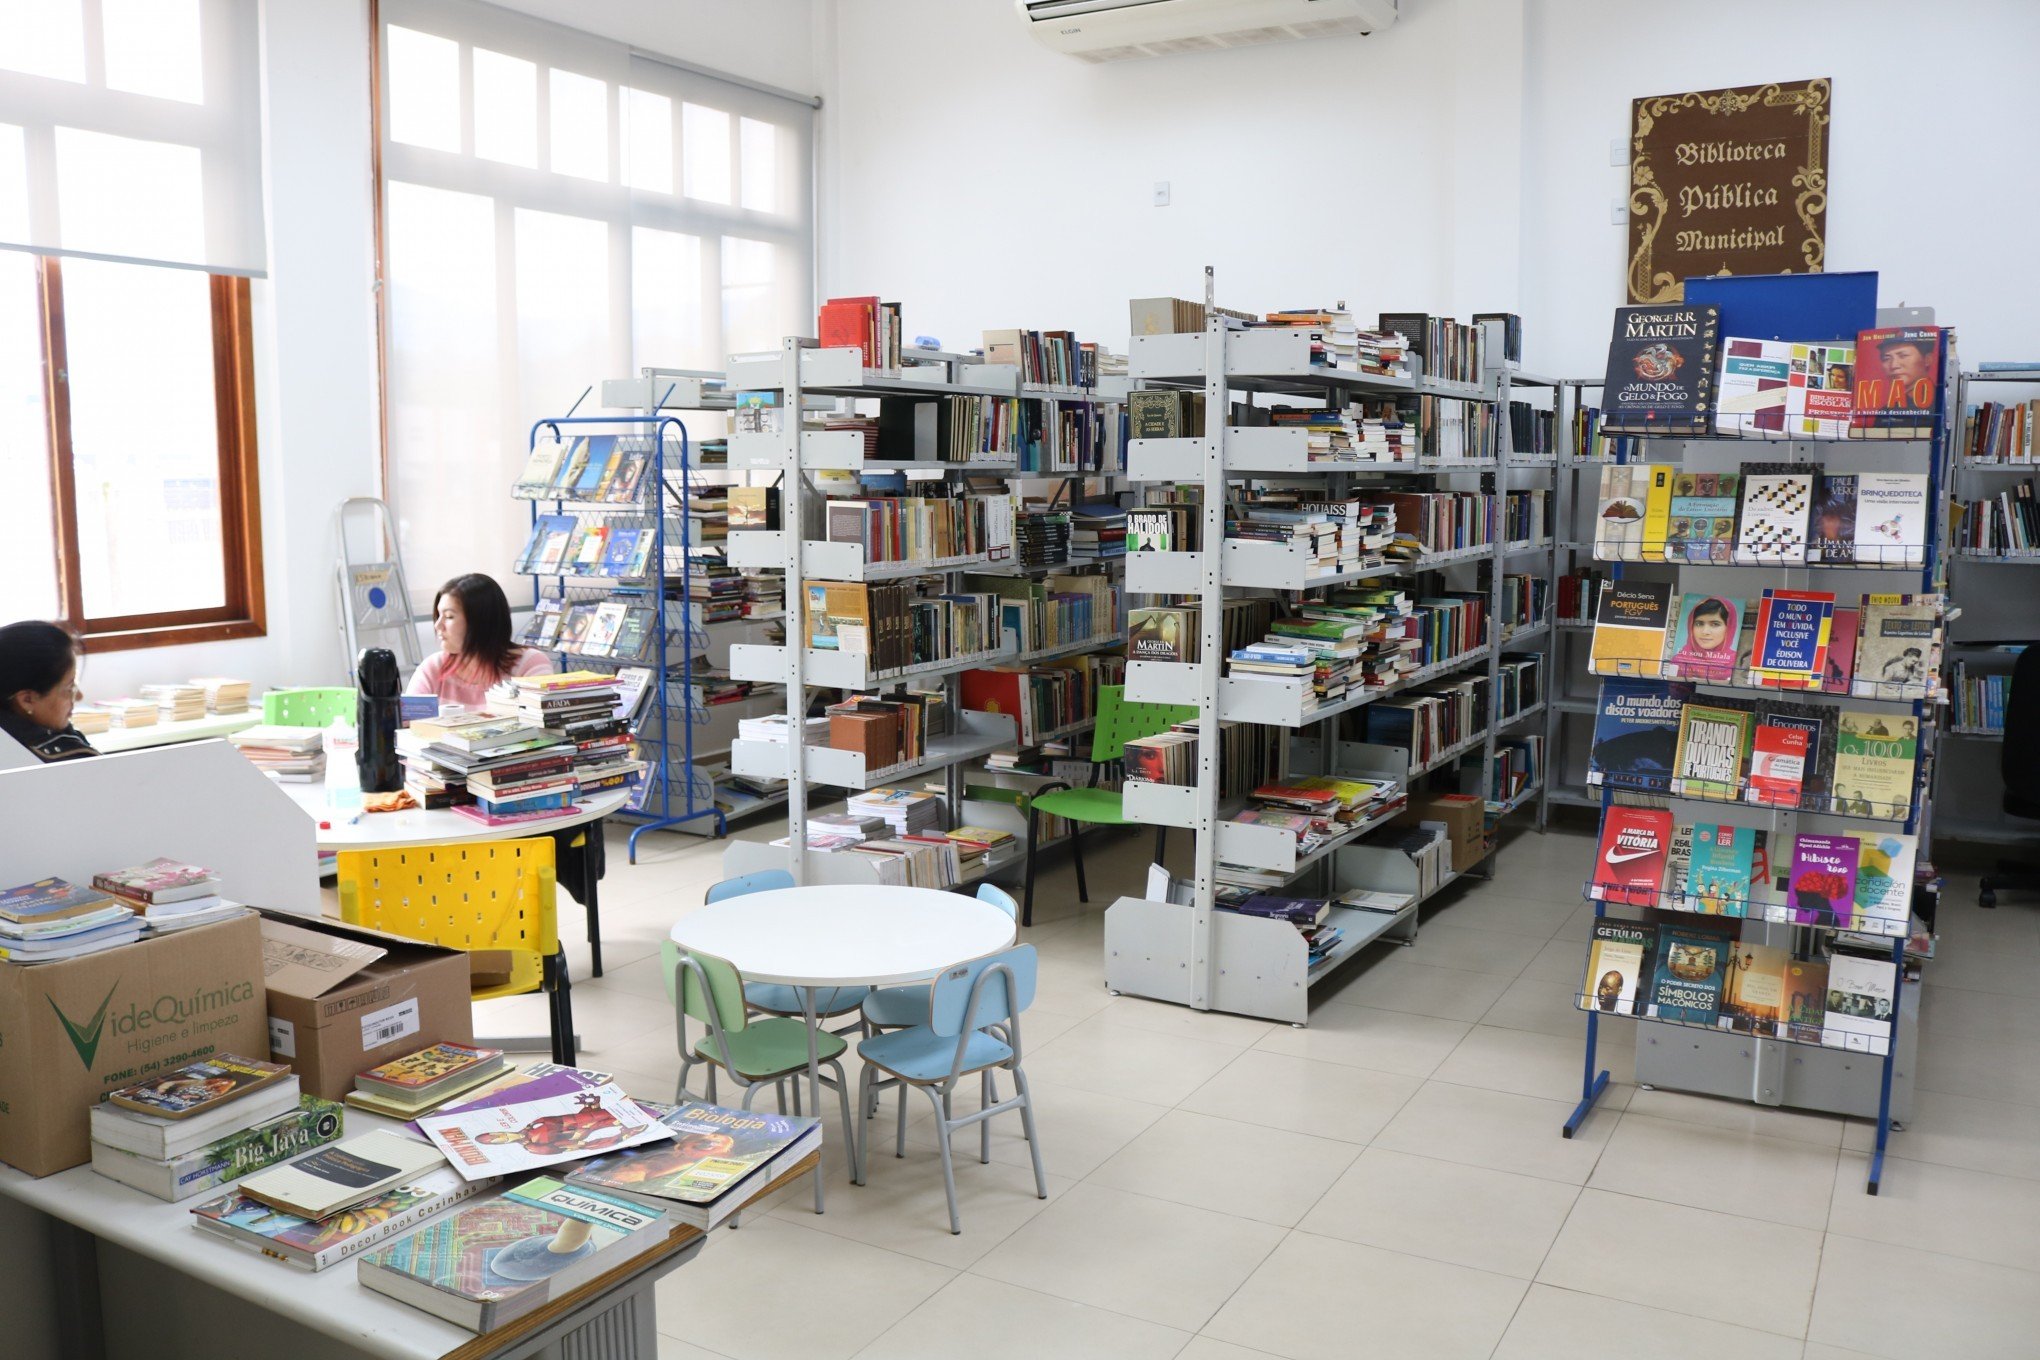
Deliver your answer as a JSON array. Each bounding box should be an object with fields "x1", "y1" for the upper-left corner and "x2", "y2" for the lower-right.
[{"x1": 1600, "y1": 305, "x2": 1720, "y2": 433}]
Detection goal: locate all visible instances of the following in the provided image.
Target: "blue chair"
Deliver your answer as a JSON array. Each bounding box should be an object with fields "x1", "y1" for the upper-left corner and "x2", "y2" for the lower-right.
[
  {"x1": 706, "y1": 870, "x2": 872, "y2": 1030},
  {"x1": 862, "y1": 885, "x2": 1017, "y2": 1031},
  {"x1": 853, "y1": 944, "x2": 1048, "y2": 1234}
]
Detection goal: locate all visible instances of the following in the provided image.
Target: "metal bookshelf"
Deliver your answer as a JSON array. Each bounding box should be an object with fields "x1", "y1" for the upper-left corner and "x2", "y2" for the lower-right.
[
  {"x1": 1930, "y1": 366, "x2": 2040, "y2": 849},
  {"x1": 1561, "y1": 338, "x2": 1959, "y2": 1196},
  {"x1": 1100, "y1": 314, "x2": 1528, "y2": 1025},
  {"x1": 719, "y1": 338, "x2": 1132, "y2": 886}
]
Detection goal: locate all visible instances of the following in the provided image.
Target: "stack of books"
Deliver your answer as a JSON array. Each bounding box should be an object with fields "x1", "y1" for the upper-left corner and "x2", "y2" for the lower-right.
[
  {"x1": 565, "y1": 1099, "x2": 821, "y2": 1231},
  {"x1": 738, "y1": 713, "x2": 827, "y2": 745},
  {"x1": 497, "y1": 672, "x2": 642, "y2": 795},
  {"x1": 68, "y1": 704, "x2": 111, "y2": 734},
  {"x1": 1068, "y1": 502, "x2": 1126, "y2": 561},
  {"x1": 141, "y1": 683, "x2": 207, "y2": 723},
  {"x1": 92, "y1": 1055, "x2": 333, "y2": 1203},
  {"x1": 403, "y1": 713, "x2": 570, "y2": 824},
  {"x1": 192, "y1": 676, "x2": 252, "y2": 715},
  {"x1": 745, "y1": 571, "x2": 785, "y2": 617},
  {"x1": 808, "y1": 812, "x2": 888, "y2": 849},
  {"x1": 824, "y1": 691, "x2": 948, "y2": 772},
  {"x1": 0, "y1": 876, "x2": 141, "y2": 963},
  {"x1": 94, "y1": 857, "x2": 241, "y2": 932},
  {"x1": 945, "y1": 825, "x2": 1019, "y2": 877},
  {"x1": 344, "y1": 1042, "x2": 511, "y2": 1119},
  {"x1": 104, "y1": 696, "x2": 157, "y2": 728},
  {"x1": 847, "y1": 787, "x2": 945, "y2": 837},
  {"x1": 230, "y1": 724, "x2": 327, "y2": 782},
  {"x1": 1012, "y1": 509, "x2": 1072, "y2": 569}
]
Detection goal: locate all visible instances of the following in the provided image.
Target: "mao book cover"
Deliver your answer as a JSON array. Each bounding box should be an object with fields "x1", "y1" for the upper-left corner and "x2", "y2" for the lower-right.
[
  {"x1": 1647, "y1": 928, "x2": 1731, "y2": 1024},
  {"x1": 1588, "y1": 677, "x2": 1693, "y2": 791},
  {"x1": 1671, "y1": 704, "x2": 1753, "y2": 800},
  {"x1": 1852, "y1": 327, "x2": 1941, "y2": 439}
]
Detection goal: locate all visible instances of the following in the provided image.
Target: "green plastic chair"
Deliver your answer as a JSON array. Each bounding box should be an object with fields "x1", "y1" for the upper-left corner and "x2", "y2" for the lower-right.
[
  {"x1": 1021, "y1": 684, "x2": 1198, "y2": 925},
  {"x1": 664, "y1": 942, "x2": 857, "y2": 1214},
  {"x1": 263, "y1": 687, "x2": 356, "y2": 727}
]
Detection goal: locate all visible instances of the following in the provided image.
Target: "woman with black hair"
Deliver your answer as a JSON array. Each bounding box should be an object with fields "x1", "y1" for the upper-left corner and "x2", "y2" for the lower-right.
[
  {"x1": 406, "y1": 573, "x2": 554, "y2": 708},
  {"x1": 0, "y1": 620, "x2": 97, "y2": 761}
]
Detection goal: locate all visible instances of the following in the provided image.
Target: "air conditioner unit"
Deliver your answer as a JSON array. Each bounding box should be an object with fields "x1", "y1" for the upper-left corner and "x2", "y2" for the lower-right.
[{"x1": 1017, "y1": 0, "x2": 1397, "y2": 62}]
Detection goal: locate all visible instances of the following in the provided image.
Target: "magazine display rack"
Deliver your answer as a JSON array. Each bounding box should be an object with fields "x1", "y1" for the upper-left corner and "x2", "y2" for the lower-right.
[
  {"x1": 516, "y1": 385, "x2": 728, "y2": 858},
  {"x1": 1563, "y1": 330, "x2": 1957, "y2": 1196},
  {"x1": 719, "y1": 337, "x2": 1130, "y2": 885},
  {"x1": 1100, "y1": 309, "x2": 1544, "y2": 1024}
]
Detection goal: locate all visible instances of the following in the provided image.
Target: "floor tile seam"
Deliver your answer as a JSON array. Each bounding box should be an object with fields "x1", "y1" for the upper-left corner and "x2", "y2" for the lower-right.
[
  {"x1": 1293, "y1": 1172, "x2": 1584, "y2": 1285},
  {"x1": 647, "y1": 1321, "x2": 740, "y2": 1356},
  {"x1": 1243, "y1": 1024, "x2": 1466, "y2": 1083},
  {"x1": 1610, "y1": 1109, "x2": 1852, "y2": 1170},
  {"x1": 858, "y1": 1265, "x2": 1203, "y2": 1354},
  {"x1": 1816, "y1": 1222, "x2": 2040, "y2": 1280},
  {"x1": 1911, "y1": 1077, "x2": 2040, "y2": 1110},
  {"x1": 744, "y1": 1205, "x2": 972, "y2": 1282},
  {"x1": 1567, "y1": 1178, "x2": 1836, "y2": 1257}
]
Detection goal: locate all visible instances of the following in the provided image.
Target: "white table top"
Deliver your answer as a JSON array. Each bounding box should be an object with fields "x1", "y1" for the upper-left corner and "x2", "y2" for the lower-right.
[
  {"x1": 284, "y1": 783, "x2": 630, "y2": 853},
  {"x1": 667, "y1": 885, "x2": 1018, "y2": 987},
  {"x1": 92, "y1": 712, "x2": 262, "y2": 752}
]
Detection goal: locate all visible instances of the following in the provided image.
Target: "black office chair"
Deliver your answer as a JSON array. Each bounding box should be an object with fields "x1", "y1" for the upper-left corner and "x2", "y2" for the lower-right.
[{"x1": 1978, "y1": 644, "x2": 2040, "y2": 908}]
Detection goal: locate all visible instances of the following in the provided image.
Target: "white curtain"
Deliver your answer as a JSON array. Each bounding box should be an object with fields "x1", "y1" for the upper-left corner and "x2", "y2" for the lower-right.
[
  {"x1": 0, "y1": 0, "x2": 267, "y2": 275},
  {"x1": 380, "y1": 0, "x2": 815, "y2": 609}
]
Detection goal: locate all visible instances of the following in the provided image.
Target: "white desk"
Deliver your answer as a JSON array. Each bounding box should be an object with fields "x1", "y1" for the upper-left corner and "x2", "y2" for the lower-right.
[
  {"x1": 668, "y1": 885, "x2": 1017, "y2": 1207},
  {"x1": 90, "y1": 712, "x2": 262, "y2": 753},
  {"x1": 0, "y1": 1104, "x2": 708, "y2": 1360},
  {"x1": 286, "y1": 784, "x2": 631, "y2": 978}
]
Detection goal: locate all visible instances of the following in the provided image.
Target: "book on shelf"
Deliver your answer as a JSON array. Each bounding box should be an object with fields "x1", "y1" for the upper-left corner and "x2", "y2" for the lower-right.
[
  {"x1": 1852, "y1": 472, "x2": 1929, "y2": 565},
  {"x1": 1823, "y1": 606, "x2": 1860, "y2": 693},
  {"x1": 1588, "y1": 805, "x2": 1672, "y2": 906},
  {"x1": 1587, "y1": 678, "x2": 1692, "y2": 792},
  {"x1": 1589, "y1": 580, "x2": 1672, "y2": 677},
  {"x1": 1647, "y1": 927, "x2": 1731, "y2": 1024},
  {"x1": 91, "y1": 1075, "x2": 308, "y2": 1162},
  {"x1": 1852, "y1": 327, "x2": 1941, "y2": 439},
  {"x1": 1852, "y1": 831, "x2": 1918, "y2": 933},
  {"x1": 92, "y1": 1096, "x2": 344, "y2": 1203},
  {"x1": 1787, "y1": 833, "x2": 1860, "y2": 926},
  {"x1": 356, "y1": 1175, "x2": 674, "y2": 1333},
  {"x1": 1715, "y1": 338, "x2": 1855, "y2": 437},
  {"x1": 1749, "y1": 589, "x2": 1833, "y2": 687},
  {"x1": 1755, "y1": 699, "x2": 1837, "y2": 806},
  {"x1": 1663, "y1": 592, "x2": 1741, "y2": 682},
  {"x1": 1720, "y1": 941, "x2": 1792, "y2": 1035},
  {"x1": 1582, "y1": 920, "x2": 1655, "y2": 1015},
  {"x1": 1746, "y1": 720, "x2": 1809, "y2": 808},
  {"x1": 1670, "y1": 703, "x2": 1754, "y2": 800},
  {"x1": 1853, "y1": 595, "x2": 1940, "y2": 695},
  {"x1": 1663, "y1": 470, "x2": 1739, "y2": 563},
  {"x1": 192, "y1": 1164, "x2": 494, "y2": 1272},
  {"x1": 565, "y1": 1101, "x2": 820, "y2": 1229},
  {"x1": 1823, "y1": 953, "x2": 1898, "y2": 1053},
  {"x1": 1732, "y1": 464, "x2": 1814, "y2": 565},
  {"x1": 1686, "y1": 823, "x2": 1758, "y2": 916},
  {"x1": 1598, "y1": 304, "x2": 1719, "y2": 434},
  {"x1": 106, "y1": 1054, "x2": 291, "y2": 1120},
  {"x1": 237, "y1": 1129, "x2": 449, "y2": 1219},
  {"x1": 1832, "y1": 709, "x2": 1918, "y2": 819}
]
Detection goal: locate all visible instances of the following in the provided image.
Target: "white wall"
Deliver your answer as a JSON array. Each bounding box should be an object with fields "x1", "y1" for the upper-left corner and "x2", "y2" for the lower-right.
[
  {"x1": 1520, "y1": 0, "x2": 2040, "y2": 376},
  {"x1": 823, "y1": 0, "x2": 2040, "y2": 375},
  {"x1": 81, "y1": 0, "x2": 383, "y2": 701}
]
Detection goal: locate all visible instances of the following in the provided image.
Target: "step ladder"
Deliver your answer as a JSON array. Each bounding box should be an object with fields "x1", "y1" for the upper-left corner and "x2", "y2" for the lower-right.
[{"x1": 333, "y1": 497, "x2": 426, "y2": 683}]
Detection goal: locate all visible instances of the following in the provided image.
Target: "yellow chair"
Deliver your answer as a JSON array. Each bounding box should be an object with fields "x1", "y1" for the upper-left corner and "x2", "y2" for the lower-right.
[{"x1": 336, "y1": 838, "x2": 576, "y2": 1065}]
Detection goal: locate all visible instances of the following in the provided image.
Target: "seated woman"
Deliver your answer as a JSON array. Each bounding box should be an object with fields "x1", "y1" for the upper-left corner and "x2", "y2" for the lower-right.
[
  {"x1": 0, "y1": 620, "x2": 97, "y2": 761},
  {"x1": 406, "y1": 574, "x2": 555, "y2": 709}
]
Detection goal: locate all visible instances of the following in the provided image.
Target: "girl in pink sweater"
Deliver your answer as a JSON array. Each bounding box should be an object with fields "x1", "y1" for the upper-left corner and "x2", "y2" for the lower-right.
[{"x1": 406, "y1": 574, "x2": 554, "y2": 709}]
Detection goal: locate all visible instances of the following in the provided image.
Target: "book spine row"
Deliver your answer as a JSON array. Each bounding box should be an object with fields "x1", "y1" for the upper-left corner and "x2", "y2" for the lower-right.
[
  {"x1": 1964, "y1": 400, "x2": 2039, "y2": 463},
  {"x1": 1954, "y1": 481, "x2": 2040, "y2": 553},
  {"x1": 1501, "y1": 573, "x2": 1549, "y2": 628}
]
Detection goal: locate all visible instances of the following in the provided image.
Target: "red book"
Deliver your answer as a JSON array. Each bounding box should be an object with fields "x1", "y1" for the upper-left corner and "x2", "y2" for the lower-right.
[
  {"x1": 1852, "y1": 327, "x2": 1941, "y2": 437},
  {"x1": 1823, "y1": 606, "x2": 1859, "y2": 693},
  {"x1": 1746, "y1": 723, "x2": 1810, "y2": 808},
  {"x1": 819, "y1": 298, "x2": 877, "y2": 366},
  {"x1": 1590, "y1": 806, "x2": 1673, "y2": 906},
  {"x1": 959, "y1": 670, "x2": 1030, "y2": 743}
]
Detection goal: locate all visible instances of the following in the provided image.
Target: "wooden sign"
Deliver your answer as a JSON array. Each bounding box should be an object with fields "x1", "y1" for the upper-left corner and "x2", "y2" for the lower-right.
[{"x1": 1627, "y1": 78, "x2": 1831, "y2": 303}]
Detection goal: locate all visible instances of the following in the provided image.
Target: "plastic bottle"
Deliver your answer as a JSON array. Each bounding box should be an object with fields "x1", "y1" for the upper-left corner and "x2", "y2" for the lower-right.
[{"x1": 324, "y1": 717, "x2": 363, "y2": 812}]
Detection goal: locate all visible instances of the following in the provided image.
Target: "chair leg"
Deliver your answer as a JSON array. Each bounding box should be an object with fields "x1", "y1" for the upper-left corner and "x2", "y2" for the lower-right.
[
  {"x1": 674, "y1": 1057, "x2": 694, "y2": 1105},
  {"x1": 826, "y1": 1058, "x2": 860, "y2": 1188},
  {"x1": 980, "y1": 1070, "x2": 993, "y2": 1165},
  {"x1": 1012, "y1": 1065, "x2": 1049, "y2": 1200},
  {"x1": 1070, "y1": 819, "x2": 1089, "y2": 903},
  {"x1": 547, "y1": 951, "x2": 576, "y2": 1067},
  {"x1": 739, "y1": 1076, "x2": 761, "y2": 1110},
  {"x1": 1022, "y1": 802, "x2": 1042, "y2": 927},
  {"x1": 895, "y1": 1077, "x2": 908, "y2": 1159},
  {"x1": 854, "y1": 1064, "x2": 872, "y2": 1187},
  {"x1": 706, "y1": 1066, "x2": 718, "y2": 1105},
  {"x1": 923, "y1": 1085, "x2": 963, "y2": 1235}
]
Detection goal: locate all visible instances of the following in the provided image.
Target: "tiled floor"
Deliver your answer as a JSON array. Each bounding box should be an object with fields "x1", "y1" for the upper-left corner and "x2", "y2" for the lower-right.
[{"x1": 471, "y1": 816, "x2": 2040, "y2": 1360}]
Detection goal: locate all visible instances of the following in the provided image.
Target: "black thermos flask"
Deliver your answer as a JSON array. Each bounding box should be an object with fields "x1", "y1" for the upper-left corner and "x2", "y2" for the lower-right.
[{"x1": 356, "y1": 647, "x2": 404, "y2": 793}]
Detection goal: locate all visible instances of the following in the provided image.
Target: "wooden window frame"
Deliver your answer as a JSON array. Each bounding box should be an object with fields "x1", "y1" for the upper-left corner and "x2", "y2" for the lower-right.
[{"x1": 35, "y1": 257, "x2": 267, "y2": 653}]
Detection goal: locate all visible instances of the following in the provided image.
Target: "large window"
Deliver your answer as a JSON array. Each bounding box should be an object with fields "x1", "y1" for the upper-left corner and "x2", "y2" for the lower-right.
[
  {"x1": 378, "y1": 0, "x2": 816, "y2": 605},
  {"x1": 0, "y1": 0, "x2": 267, "y2": 648}
]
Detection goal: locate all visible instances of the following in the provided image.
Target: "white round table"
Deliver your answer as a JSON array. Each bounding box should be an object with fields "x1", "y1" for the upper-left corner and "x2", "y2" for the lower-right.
[
  {"x1": 668, "y1": 884, "x2": 1018, "y2": 1199},
  {"x1": 287, "y1": 782, "x2": 631, "y2": 976}
]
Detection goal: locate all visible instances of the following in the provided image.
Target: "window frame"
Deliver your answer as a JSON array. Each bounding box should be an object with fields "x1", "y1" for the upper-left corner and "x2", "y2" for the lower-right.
[{"x1": 33, "y1": 254, "x2": 266, "y2": 651}]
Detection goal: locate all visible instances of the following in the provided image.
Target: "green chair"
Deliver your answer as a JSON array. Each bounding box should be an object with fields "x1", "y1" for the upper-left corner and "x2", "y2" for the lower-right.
[
  {"x1": 664, "y1": 942, "x2": 857, "y2": 1214},
  {"x1": 1021, "y1": 684, "x2": 1198, "y2": 926},
  {"x1": 264, "y1": 687, "x2": 356, "y2": 727}
]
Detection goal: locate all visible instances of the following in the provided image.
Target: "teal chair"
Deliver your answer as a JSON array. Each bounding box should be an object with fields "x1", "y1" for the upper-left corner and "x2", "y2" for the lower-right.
[
  {"x1": 862, "y1": 885, "x2": 1017, "y2": 1031},
  {"x1": 665, "y1": 943, "x2": 857, "y2": 1214},
  {"x1": 706, "y1": 870, "x2": 871, "y2": 1031},
  {"x1": 853, "y1": 944, "x2": 1048, "y2": 1234},
  {"x1": 1022, "y1": 685, "x2": 1198, "y2": 925},
  {"x1": 263, "y1": 687, "x2": 355, "y2": 727}
]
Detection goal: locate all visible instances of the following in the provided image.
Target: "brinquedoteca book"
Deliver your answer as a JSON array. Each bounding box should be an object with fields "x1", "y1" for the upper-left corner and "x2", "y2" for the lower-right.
[
  {"x1": 1588, "y1": 677, "x2": 1693, "y2": 791},
  {"x1": 1600, "y1": 304, "x2": 1720, "y2": 433},
  {"x1": 357, "y1": 1177, "x2": 672, "y2": 1333},
  {"x1": 1671, "y1": 704, "x2": 1754, "y2": 800},
  {"x1": 1582, "y1": 921, "x2": 1655, "y2": 1016}
]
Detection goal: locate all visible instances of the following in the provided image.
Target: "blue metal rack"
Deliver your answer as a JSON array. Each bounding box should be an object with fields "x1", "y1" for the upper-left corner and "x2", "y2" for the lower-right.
[
  {"x1": 1561, "y1": 340, "x2": 1954, "y2": 1197},
  {"x1": 522, "y1": 396, "x2": 726, "y2": 861}
]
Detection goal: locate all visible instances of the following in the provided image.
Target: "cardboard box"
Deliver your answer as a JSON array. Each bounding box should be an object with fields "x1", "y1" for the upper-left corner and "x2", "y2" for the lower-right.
[
  {"x1": 260, "y1": 913, "x2": 474, "y2": 1101},
  {"x1": 1392, "y1": 793, "x2": 1487, "y2": 873},
  {"x1": 0, "y1": 913, "x2": 268, "y2": 1177}
]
